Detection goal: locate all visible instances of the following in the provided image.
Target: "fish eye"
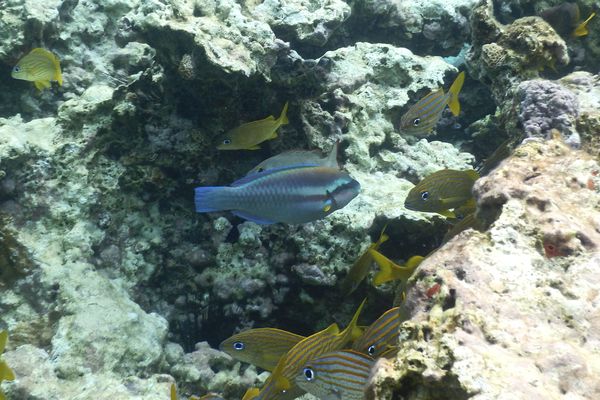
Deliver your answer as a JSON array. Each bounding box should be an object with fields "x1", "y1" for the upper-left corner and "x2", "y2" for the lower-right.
[
  {"x1": 420, "y1": 191, "x2": 429, "y2": 201},
  {"x1": 413, "y1": 118, "x2": 421, "y2": 126},
  {"x1": 233, "y1": 341, "x2": 245, "y2": 351},
  {"x1": 222, "y1": 138, "x2": 232, "y2": 145},
  {"x1": 303, "y1": 367, "x2": 315, "y2": 381},
  {"x1": 12, "y1": 66, "x2": 20, "y2": 72},
  {"x1": 368, "y1": 345, "x2": 376, "y2": 355}
]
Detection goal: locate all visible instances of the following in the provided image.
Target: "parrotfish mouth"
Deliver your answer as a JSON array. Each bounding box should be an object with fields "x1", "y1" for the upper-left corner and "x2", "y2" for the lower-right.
[{"x1": 331, "y1": 178, "x2": 361, "y2": 209}]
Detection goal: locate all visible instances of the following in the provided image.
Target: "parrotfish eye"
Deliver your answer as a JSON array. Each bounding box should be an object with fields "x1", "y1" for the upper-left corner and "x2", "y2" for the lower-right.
[
  {"x1": 303, "y1": 367, "x2": 315, "y2": 381},
  {"x1": 233, "y1": 341, "x2": 245, "y2": 351},
  {"x1": 413, "y1": 118, "x2": 421, "y2": 126},
  {"x1": 12, "y1": 66, "x2": 20, "y2": 73},
  {"x1": 222, "y1": 138, "x2": 232, "y2": 145},
  {"x1": 420, "y1": 191, "x2": 429, "y2": 201},
  {"x1": 368, "y1": 345, "x2": 376, "y2": 355}
]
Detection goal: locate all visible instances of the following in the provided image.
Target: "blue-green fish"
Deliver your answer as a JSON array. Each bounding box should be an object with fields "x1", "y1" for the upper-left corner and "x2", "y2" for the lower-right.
[
  {"x1": 194, "y1": 164, "x2": 360, "y2": 224},
  {"x1": 295, "y1": 350, "x2": 375, "y2": 400},
  {"x1": 11, "y1": 48, "x2": 63, "y2": 91},
  {"x1": 400, "y1": 72, "x2": 465, "y2": 136}
]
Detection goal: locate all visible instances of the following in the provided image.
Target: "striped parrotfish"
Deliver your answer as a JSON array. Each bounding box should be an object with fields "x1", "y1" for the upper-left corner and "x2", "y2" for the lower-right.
[
  {"x1": 219, "y1": 328, "x2": 305, "y2": 371},
  {"x1": 246, "y1": 141, "x2": 339, "y2": 176},
  {"x1": 194, "y1": 164, "x2": 360, "y2": 225},
  {"x1": 404, "y1": 169, "x2": 479, "y2": 216},
  {"x1": 217, "y1": 102, "x2": 289, "y2": 150},
  {"x1": 295, "y1": 350, "x2": 375, "y2": 400},
  {"x1": 369, "y1": 249, "x2": 423, "y2": 287},
  {"x1": 251, "y1": 299, "x2": 367, "y2": 400},
  {"x1": 400, "y1": 71, "x2": 465, "y2": 136},
  {"x1": 339, "y1": 225, "x2": 389, "y2": 295},
  {"x1": 352, "y1": 307, "x2": 407, "y2": 358},
  {"x1": 11, "y1": 48, "x2": 63, "y2": 91}
]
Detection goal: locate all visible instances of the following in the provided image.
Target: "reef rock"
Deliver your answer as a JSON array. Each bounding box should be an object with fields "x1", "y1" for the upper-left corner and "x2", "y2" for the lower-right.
[{"x1": 369, "y1": 136, "x2": 600, "y2": 399}]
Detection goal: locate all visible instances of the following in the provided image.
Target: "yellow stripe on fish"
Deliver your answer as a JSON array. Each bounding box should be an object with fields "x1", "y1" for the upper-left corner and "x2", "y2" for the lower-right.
[
  {"x1": 295, "y1": 350, "x2": 375, "y2": 400},
  {"x1": 219, "y1": 328, "x2": 305, "y2": 371},
  {"x1": 12, "y1": 48, "x2": 63, "y2": 91},
  {"x1": 352, "y1": 307, "x2": 406, "y2": 358},
  {"x1": 369, "y1": 249, "x2": 423, "y2": 287},
  {"x1": 400, "y1": 71, "x2": 465, "y2": 136},
  {"x1": 217, "y1": 102, "x2": 289, "y2": 150}
]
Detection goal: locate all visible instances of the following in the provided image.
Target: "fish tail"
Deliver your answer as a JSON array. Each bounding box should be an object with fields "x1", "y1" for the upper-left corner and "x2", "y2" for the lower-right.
[
  {"x1": 573, "y1": 12, "x2": 596, "y2": 37},
  {"x1": 447, "y1": 71, "x2": 465, "y2": 117},
  {"x1": 371, "y1": 249, "x2": 396, "y2": 286},
  {"x1": 52, "y1": 54, "x2": 63, "y2": 86},
  {"x1": 277, "y1": 101, "x2": 289, "y2": 126},
  {"x1": 242, "y1": 387, "x2": 260, "y2": 400},
  {"x1": 194, "y1": 186, "x2": 232, "y2": 213},
  {"x1": 347, "y1": 298, "x2": 367, "y2": 341}
]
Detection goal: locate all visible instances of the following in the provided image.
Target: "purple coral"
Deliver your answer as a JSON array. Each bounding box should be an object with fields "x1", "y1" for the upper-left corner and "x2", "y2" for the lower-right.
[{"x1": 518, "y1": 80, "x2": 580, "y2": 147}]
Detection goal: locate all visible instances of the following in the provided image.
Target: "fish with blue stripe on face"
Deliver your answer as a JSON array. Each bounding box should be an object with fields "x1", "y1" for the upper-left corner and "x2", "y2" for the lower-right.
[
  {"x1": 194, "y1": 164, "x2": 360, "y2": 224},
  {"x1": 400, "y1": 71, "x2": 465, "y2": 136}
]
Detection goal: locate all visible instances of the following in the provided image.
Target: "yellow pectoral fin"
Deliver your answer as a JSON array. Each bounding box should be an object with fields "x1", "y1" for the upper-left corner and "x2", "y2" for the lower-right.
[
  {"x1": 34, "y1": 80, "x2": 51, "y2": 90},
  {"x1": 437, "y1": 209, "x2": 456, "y2": 218},
  {"x1": 447, "y1": 71, "x2": 465, "y2": 116},
  {"x1": 574, "y1": 12, "x2": 596, "y2": 37},
  {"x1": 270, "y1": 130, "x2": 278, "y2": 139}
]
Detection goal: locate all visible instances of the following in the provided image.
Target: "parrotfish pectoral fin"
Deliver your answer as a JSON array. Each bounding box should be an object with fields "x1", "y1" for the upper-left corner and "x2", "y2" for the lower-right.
[
  {"x1": 447, "y1": 71, "x2": 465, "y2": 116},
  {"x1": 194, "y1": 186, "x2": 227, "y2": 213},
  {"x1": 573, "y1": 12, "x2": 596, "y2": 37},
  {"x1": 231, "y1": 210, "x2": 276, "y2": 225}
]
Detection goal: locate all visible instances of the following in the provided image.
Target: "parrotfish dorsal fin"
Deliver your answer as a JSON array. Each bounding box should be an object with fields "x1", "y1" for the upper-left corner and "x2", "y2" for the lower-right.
[{"x1": 231, "y1": 163, "x2": 321, "y2": 187}]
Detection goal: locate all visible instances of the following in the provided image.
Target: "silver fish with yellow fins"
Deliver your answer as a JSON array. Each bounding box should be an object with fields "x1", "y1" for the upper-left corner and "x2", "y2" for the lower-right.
[
  {"x1": 404, "y1": 169, "x2": 479, "y2": 216},
  {"x1": 246, "y1": 141, "x2": 339, "y2": 176},
  {"x1": 369, "y1": 249, "x2": 423, "y2": 287},
  {"x1": 217, "y1": 102, "x2": 289, "y2": 150},
  {"x1": 12, "y1": 48, "x2": 63, "y2": 91},
  {"x1": 352, "y1": 307, "x2": 407, "y2": 358},
  {"x1": 194, "y1": 164, "x2": 360, "y2": 225},
  {"x1": 219, "y1": 328, "x2": 305, "y2": 371},
  {"x1": 540, "y1": 3, "x2": 596, "y2": 37},
  {"x1": 400, "y1": 71, "x2": 465, "y2": 136},
  {"x1": 295, "y1": 350, "x2": 375, "y2": 400}
]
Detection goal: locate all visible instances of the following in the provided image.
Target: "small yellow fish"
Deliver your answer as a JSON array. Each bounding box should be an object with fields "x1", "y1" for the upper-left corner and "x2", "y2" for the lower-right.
[
  {"x1": 540, "y1": 3, "x2": 596, "y2": 37},
  {"x1": 0, "y1": 330, "x2": 16, "y2": 400},
  {"x1": 573, "y1": 12, "x2": 596, "y2": 37},
  {"x1": 12, "y1": 48, "x2": 63, "y2": 91},
  {"x1": 369, "y1": 249, "x2": 423, "y2": 287},
  {"x1": 340, "y1": 225, "x2": 389, "y2": 295},
  {"x1": 217, "y1": 102, "x2": 289, "y2": 150}
]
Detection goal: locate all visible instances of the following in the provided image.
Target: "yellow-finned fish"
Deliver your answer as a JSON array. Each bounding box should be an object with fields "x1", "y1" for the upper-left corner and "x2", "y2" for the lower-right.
[
  {"x1": 295, "y1": 350, "x2": 375, "y2": 400},
  {"x1": 352, "y1": 307, "x2": 407, "y2": 358},
  {"x1": 1, "y1": 330, "x2": 16, "y2": 400},
  {"x1": 11, "y1": 48, "x2": 63, "y2": 91},
  {"x1": 339, "y1": 225, "x2": 389, "y2": 295},
  {"x1": 217, "y1": 102, "x2": 289, "y2": 150},
  {"x1": 252, "y1": 299, "x2": 367, "y2": 400},
  {"x1": 369, "y1": 249, "x2": 423, "y2": 287},
  {"x1": 219, "y1": 328, "x2": 305, "y2": 371},
  {"x1": 242, "y1": 388, "x2": 260, "y2": 400},
  {"x1": 400, "y1": 72, "x2": 465, "y2": 136},
  {"x1": 404, "y1": 169, "x2": 479, "y2": 215},
  {"x1": 540, "y1": 3, "x2": 596, "y2": 37}
]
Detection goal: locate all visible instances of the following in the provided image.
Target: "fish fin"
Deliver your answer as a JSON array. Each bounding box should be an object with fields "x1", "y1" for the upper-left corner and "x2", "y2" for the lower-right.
[
  {"x1": 405, "y1": 255, "x2": 425, "y2": 270},
  {"x1": 0, "y1": 392, "x2": 5, "y2": 400},
  {"x1": 34, "y1": 80, "x2": 50, "y2": 90},
  {"x1": 343, "y1": 298, "x2": 366, "y2": 343},
  {"x1": 247, "y1": 145, "x2": 261, "y2": 150},
  {"x1": 573, "y1": 12, "x2": 596, "y2": 37},
  {"x1": 375, "y1": 224, "x2": 390, "y2": 247},
  {"x1": 370, "y1": 249, "x2": 397, "y2": 286},
  {"x1": 170, "y1": 383, "x2": 177, "y2": 400},
  {"x1": 447, "y1": 71, "x2": 465, "y2": 116},
  {"x1": 242, "y1": 388, "x2": 260, "y2": 400},
  {"x1": 465, "y1": 169, "x2": 480, "y2": 181},
  {"x1": 326, "y1": 140, "x2": 340, "y2": 168},
  {"x1": 277, "y1": 101, "x2": 289, "y2": 126},
  {"x1": 194, "y1": 186, "x2": 228, "y2": 213},
  {"x1": 231, "y1": 163, "x2": 320, "y2": 187},
  {"x1": 231, "y1": 210, "x2": 276, "y2": 225},
  {"x1": 0, "y1": 330, "x2": 6, "y2": 353},
  {"x1": 0, "y1": 360, "x2": 15, "y2": 381},
  {"x1": 269, "y1": 131, "x2": 278, "y2": 140},
  {"x1": 437, "y1": 209, "x2": 456, "y2": 218},
  {"x1": 52, "y1": 53, "x2": 63, "y2": 86}
]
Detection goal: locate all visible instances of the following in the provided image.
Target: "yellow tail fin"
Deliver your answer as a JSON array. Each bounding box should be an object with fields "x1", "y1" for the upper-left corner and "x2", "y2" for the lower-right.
[
  {"x1": 447, "y1": 71, "x2": 465, "y2": 117},
  {"x1": 52, "y1": 54, "x2": 63, "y2": 86},
  {"x1": 278, "y1": 101, "x2": 289, "y2": 126},
  {"x1": 371, "y1": 250, "x2": 423, "y2": 286},
  {"x1": 375, "y1": 224, "x2": 389, "y2": 248},
  {"x1": 573, "y1": 12, "x2": 596, "y2": 37},
  {"x1": 342, "y1": 298, "x2": 367, "y2": 342},
  {"x1": 242, "y1": 388, "x2": 260, "y2": 400}
]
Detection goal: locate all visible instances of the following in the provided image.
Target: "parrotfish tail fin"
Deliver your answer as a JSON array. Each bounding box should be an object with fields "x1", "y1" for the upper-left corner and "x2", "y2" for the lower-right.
[
  {"x1": 242, "y1": 388, "x2": 260, "y2": 400},
  {"x1": 52, "y1": 54, "x2": 63, "y2": 86},
  {"x1": 573, "y1": 12, "x2": 596, "y2": 37},
  {"x1": 345, "y1": 298, "x2": 367, "y2": 342},
  {"x1": 194, "y1": 186, "x2": 230, "y2": 213},
  {"x1": 170, "y1": 383, "x2": 177, "y2": 400},
  {"x1": 447, "y1": 71, "x2": 465, "y2": 117},
  {"x1": 277, "y1": 101, "x2": 289, "y2": 126}
]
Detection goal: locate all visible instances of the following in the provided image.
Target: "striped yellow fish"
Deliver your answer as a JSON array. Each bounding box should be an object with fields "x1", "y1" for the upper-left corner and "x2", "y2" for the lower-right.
[
  {"x1": 217, "y1": 102, "x2": 289, "y2": 150},
  {"x1": 352, "y1": 307, "x2": 406, "y2": 358},
  {"x1": 369, "y1": 249, "x2": 423, "y2": 287},
  {"x1": 404, "y1": 169, "x2": 479, "y2": 216},
  {"x1": 252, "y1": 299, "x2": 367, "y2": 400},
  {"x1": 400, "y1": 71, "x2": 465, "y2": 136},
  {"x1": 295, "y1": 350, "x2": 375, "y2": 400},
  {"x1": 339, "y1": 225, "x2": 389, "y2": 295},
  {"x1": 219, "y1": 328, "x2": 305, "y2": 371},
  {"x1": 12, "y1": 48, "x2": 63, "y2": 91}
]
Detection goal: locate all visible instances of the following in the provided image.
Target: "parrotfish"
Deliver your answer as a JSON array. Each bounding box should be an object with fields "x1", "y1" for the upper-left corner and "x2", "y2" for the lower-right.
[
  {"x1": 0, "y1": 330, "x2": 15, "y2": 400},
  {"x1": 194, "y1": 164, "x2": 360, "y2": 225},
  {"x1": 252, "y1": 299, "x2": 366, "y2": 400},
  {"x1": 352, "y1": 307, "x2": 406, "y2": 358},
  {"x1": 246, "y1": 142, "x2": 339, "y2": 176},
  {"x1": 404, "y1": 169, "x2": 479, "y2": 216},
  {"x1": 11, "y1": 48, "x2": 63, "y2": 91},
  {"x1": 219, "y1": 328, "x2": 305, "y2": 371},
  {"x1": 400, "y1": 71, "x2": 465, "y2": 136},
  {"x1": 340, "y1": 225, "x2": 389, "y2": 295},
  {"x1": 369, "y1": 249, "x2": 423, "y2": 287},
  {"x1": 295, "y1": 350, "x2": 375, "y2": 400},
  {"x1": 540, "y1": 3, "x2": 596, "y2": 37},
  {"x1": 217, "y1": 102, "x2": 289, "y2": 150}
]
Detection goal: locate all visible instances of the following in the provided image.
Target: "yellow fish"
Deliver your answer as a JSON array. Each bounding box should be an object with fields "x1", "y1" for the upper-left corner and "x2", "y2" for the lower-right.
[
  {"x1": 573, "y1": 12, "x2": 596, "y2": 37},
  {"x1": 340, "y1": 225, "x2": 389, "y2": 295},
  {"x1": 369, "y1": 249, "x2": 423, "y2": 286},
  {"x1": 12, "y1": 48, "x2": 63, "y2": 91},
  {"x1": 540, "y1": 3, "x2": 596, "y2": 37},
  {"x1": 0, "y1": 330, "x2": 16, "y2": 400},
  {"x1": 217, "y1": 102, "x2": 289, "y2": 150}
]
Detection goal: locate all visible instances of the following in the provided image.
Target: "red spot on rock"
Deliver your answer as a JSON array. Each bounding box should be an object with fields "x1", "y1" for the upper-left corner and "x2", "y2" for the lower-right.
[
  {"x1": 426, "y1": 283, "x2": 441, "y2": 298},
  {"x1": 588, "y1": 178, "x2": 596, "y2": 190},
  {"x1": 543, "y1": 241, "x2": 562, "y2": 258}
]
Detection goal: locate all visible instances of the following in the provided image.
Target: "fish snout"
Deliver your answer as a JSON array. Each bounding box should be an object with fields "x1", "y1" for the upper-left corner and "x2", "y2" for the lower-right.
[{"x1": 332, "y1": 177, "x2": 361, "y2": 210}]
